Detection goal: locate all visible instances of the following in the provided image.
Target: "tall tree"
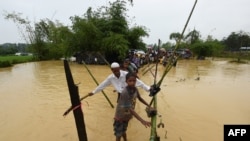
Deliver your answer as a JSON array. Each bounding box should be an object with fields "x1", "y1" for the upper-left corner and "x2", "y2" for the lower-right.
[
  {"x1": 222, "y1": 31, "x2": 250, "y2": 51},
  {"x1": 161, "y1": 41, "x2": 173, "y2": 50},
  {"x1": 5, "y1": 0, "x2": 148, "y2": 62},
  {"x1": 127, "y1": 26, "x2": 149, "y2": 50},
  {"x1": 222, "y1": 32, "x2": 240, "y2": 51},
  {"x1": 70, "y1": 16, "x2": 102, "y2": 53},
  {"x1": 169, "y1": 32, "x2": 181, "y2": 43},
  {"x1": 185, "y1": 29, "x2": 201, "y2": 44},
  {"x1": 5, "y1": 12, "x2": 71, "y2": 60},
  {"x1": 190, "y1": 40, "x2": 224, "y2": 58}
]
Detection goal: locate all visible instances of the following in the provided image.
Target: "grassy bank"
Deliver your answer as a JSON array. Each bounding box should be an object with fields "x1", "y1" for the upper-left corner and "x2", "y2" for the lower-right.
[
  {"x1": 216, "y1": 51, "x2": 250, "y2": 63},
  {"x1": 0, "y1": 55, "x2": 34, "y2": 68},
  {"x1": 218, "y1": 51, "x2": 250, "y2": 59}
]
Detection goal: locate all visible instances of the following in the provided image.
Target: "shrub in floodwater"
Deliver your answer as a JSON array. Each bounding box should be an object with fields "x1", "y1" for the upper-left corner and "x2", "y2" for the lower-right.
[
  {"x1": 0, "y1": 61, "x2": 12, "y2": 67},
  {"x1": 12, "y1": 59, "x2": 21, "y2": 64},
  {"x1": 227, "y1": 56, "x2": 249, "y2": 64}
]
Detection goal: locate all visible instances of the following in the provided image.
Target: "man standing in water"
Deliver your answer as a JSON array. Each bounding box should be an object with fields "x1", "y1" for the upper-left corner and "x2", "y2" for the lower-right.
[{"x1": 88, "y1": 62, "x2": 151, "y2": 100}]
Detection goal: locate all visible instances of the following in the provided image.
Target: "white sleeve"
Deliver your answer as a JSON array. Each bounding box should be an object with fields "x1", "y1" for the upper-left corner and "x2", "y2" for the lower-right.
[
  {"x1": 135, "y1": 78, "x2": 151, "y2": 92},
  {"x1": 92, "y1": 76, "x2": 112, "y2": 94}
]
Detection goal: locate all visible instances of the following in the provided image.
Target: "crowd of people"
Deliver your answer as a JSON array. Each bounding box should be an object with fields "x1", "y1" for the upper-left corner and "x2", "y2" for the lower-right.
[{"x1": 121, "y1": 48, "x2": 178, "y2": 75}]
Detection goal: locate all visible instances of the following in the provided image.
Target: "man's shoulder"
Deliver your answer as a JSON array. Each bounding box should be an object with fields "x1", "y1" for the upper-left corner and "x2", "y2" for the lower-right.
[
  {"x1": 120, "y1": 70, "x2": 128, "y2": 76},
  {"x1": 120, "y1": 70, "x2": 128, "y2": 73},
  {"x1": 106, "y1": 73, "x2": 115, "y2": 80}
]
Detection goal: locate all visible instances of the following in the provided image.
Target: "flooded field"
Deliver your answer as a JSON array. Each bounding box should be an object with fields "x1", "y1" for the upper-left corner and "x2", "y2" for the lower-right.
[{"x1": 0, "y1": 58, "x2": 249, "y2": 141}]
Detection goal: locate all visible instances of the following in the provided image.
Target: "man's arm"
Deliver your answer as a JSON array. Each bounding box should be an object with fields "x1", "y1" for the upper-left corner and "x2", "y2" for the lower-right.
[
  {"x1": 135, "y1": 78, "x2": 151, "y2": 92},
  {"x1": 89, "y1": 76, "x2": 112, "y2": 95}
]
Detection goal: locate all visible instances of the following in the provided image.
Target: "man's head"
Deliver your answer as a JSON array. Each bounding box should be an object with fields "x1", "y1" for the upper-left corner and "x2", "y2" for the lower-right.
[{"x1": 111, "y1": 62, "x2": 120, "y2": 77}]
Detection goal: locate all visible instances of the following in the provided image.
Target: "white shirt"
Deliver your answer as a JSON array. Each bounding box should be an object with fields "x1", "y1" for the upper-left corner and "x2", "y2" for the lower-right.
[{"x1": 92, "y1": 70, "x2": 150, "y2": 94}]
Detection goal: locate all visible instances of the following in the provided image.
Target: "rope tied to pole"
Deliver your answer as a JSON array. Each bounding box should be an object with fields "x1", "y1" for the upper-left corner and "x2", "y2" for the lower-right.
[{"x1": 63, "y1": 94, "x2": 89, "y2": 116}]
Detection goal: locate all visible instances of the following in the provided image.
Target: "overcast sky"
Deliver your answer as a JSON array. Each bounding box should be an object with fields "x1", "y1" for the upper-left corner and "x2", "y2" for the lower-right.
[{"x1": 1, "y1": 0, "x2": 250, "y2": 44}]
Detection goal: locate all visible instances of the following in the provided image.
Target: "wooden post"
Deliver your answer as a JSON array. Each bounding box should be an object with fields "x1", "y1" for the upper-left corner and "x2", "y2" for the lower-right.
[{"x1": 64, "y1": 60, "x2": 88, "y2": 141}]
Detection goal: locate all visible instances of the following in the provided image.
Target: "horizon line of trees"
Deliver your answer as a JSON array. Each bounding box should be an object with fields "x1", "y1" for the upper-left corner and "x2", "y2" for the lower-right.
[
  {"x1": 3, "y1": 0, "x2": 148, "y2": 62},
  {"x1": 2, "y1": 0, "x2": 250, "y2": 61},
  {"x1": 160, "y1": 29, "x2": 250, "y2": 59}
]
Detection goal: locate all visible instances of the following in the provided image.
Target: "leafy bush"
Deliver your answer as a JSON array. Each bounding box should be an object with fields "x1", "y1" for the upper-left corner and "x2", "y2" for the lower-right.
[
  {"x1": 0, "y1": 55, "x2": 35, "y2": 68},
  {"x1": 0, "y1": 61, "x2": 12, "y2": 67}
]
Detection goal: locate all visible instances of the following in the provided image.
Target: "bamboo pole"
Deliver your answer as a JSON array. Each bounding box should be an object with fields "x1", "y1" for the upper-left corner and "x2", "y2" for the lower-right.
[
  {"x1": 149, "y1": 1, "x2": 198, "y2": 140},
  {"x1": 149, "y1": 39, "x2": 161, "y2": 141},
  {"x1": 82, "y1": 60, "x2": 114, "y2": 108},
  {"x1": 157, "y1": 0, "x2": 198, "y2": 88},
  {"x1": 142, "y1": 65, "x2": 155, "y2": 76},
  {"x1": 97, "y1": 52, "x2": 110, "y2": 67},
  {"x1": 140, "y1": 62, "x2": 150, "y2": 72},
  {"x1": 149, "y1": 96, "x2": 158, "y2": 141}
]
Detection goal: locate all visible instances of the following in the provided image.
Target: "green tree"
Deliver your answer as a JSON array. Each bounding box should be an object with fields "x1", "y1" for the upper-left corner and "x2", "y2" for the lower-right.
[
  {"x1": 161, "y1": 41, "x2": 173, "y2": 50},
  {"x1": 190, "y1": 40, "x2": 224, "y2": 58},
  {"x1": 108, "y1": 0, "x2": 128, "y2": 35},
  {"x1": 185, "y1": 29, "x2": 201, "y2": 44},
  {"x1": 102, "y1": 32, "x2": 129, "y2": 62},
  {"x1": 29, "y1": 19, "x2": 71, "y2": 60},
  {"x1": 70, "y1": 16, "x2": 102, "y2": 53},
  {"x1": 0, "y1": 44, "x2": 18, "y2": 55},
  {"x1": 222, "y1": 32, "x2": 240, "y2": 51},
  {"x1": 69, "y1": 0, "x2": 147, "y2": 62},
  {"x1": 169, "y1": 32, "x2": 181, "y2": 43},
  {"x1": 222, "y1": 31, "x2": 250, "y2": 51},
  {"x1": 102, "y1": 0, "x2": 130, "y2": 61},
  {"x1": 222, "y1": 31, "x2": 250, "y2": 62},
  {"x1": 127, "y1": 26, "x2": 149, "y2": 50},
  {"x1": 4, "y1": 12, "x2": 71, "y2": 60},
  {"x1": 4, "y1": 0, "x2": 148, "y2": 62}
]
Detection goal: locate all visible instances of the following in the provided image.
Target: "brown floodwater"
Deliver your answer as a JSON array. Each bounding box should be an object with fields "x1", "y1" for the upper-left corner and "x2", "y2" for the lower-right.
[{"x1": 0, "y1": 58, "x2": 249, "y2": 141}]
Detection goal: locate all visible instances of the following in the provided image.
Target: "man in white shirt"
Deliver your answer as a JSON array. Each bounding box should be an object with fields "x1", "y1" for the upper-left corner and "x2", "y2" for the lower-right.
[{"x1": 88, "y1": 62, "x2": 151, "y2": 100}]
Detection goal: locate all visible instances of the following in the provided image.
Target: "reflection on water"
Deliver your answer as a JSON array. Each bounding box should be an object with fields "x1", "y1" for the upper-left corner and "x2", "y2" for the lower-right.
[{"x1": 0, "y1": 59, "x2": 249, "y2": 141}]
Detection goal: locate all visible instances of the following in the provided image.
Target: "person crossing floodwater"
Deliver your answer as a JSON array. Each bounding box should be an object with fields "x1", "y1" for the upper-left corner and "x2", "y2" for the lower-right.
[
  {"x1": 113, "y1": 72, "x2": 152, "y2": 141},
  {"x1": 120, "y1": 59, "x2": 140, "y2": 78},
  {"x1": 120, "y1": 59, "x2": 138, "y2": 74},
  {"x1": 88, "y1": 62, "x2": 151, "y2": 101}
]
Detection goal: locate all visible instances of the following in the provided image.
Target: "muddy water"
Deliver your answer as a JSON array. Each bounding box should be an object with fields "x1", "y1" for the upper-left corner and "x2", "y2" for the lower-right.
[{"x1": 0, "y1": 59, "x2": 249, "y2": 141}]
